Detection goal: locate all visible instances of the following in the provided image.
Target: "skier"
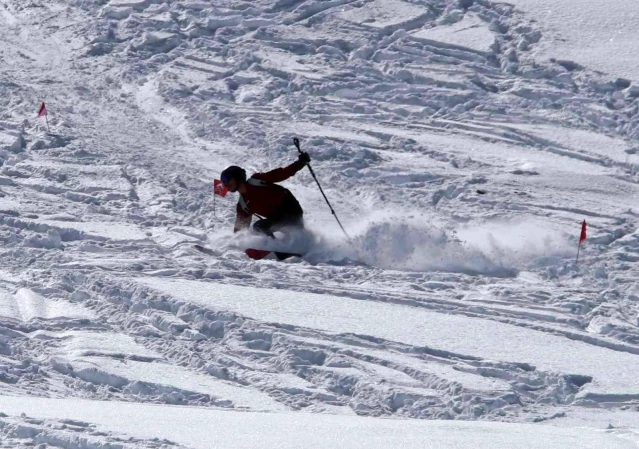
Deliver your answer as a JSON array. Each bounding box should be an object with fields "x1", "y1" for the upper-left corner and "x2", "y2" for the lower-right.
[{"x1": 220, "y1": 152, "x2": 311, "y2": 257}]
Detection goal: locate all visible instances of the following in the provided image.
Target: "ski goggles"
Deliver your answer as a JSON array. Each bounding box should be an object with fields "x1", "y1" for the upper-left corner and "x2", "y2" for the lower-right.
[{"x1": 221, "y1": 173, "x2": 230, "y2": 184}]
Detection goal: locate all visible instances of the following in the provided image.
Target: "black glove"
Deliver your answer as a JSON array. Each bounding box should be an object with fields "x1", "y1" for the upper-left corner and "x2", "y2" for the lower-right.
[{"x1": 298, "y1": 152, "x2": 311, "y2": 166}]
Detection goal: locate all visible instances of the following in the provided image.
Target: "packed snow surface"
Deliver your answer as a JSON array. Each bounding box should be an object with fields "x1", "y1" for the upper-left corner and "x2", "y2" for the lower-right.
[
  {"x1": 1, "y1": 0, "x2": 639, "y2": 447},
  {"x1": 505, "y1": 0, "x2": 639, "y2": 81},
  {"x1": 0, "y1": 396, "x2": 636, "y2": 449}
]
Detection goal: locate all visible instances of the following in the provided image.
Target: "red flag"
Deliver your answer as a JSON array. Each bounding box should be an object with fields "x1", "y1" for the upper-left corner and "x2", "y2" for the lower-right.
[
  {"x1": 579, "y1": 220, "x2": 587, "y2": 244},
  {"x1": 214, "y1": 179, "x2": 228, "y2": 198},
  {"x1": 37, "y1": 102, "x2": 47, "y2": 118}
]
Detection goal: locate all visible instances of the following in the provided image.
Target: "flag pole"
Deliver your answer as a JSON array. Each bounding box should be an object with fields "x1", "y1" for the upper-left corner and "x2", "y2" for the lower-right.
[
  {"x1": 37, "y1": 102, "x2": 50, "y2": 132},
  {"x1": 213, "y1": 180, "x2": 228, "y2": 218},
  {"x1": 576, "y1": 219, "x2": 587, "y2": 264},
  {"x1": 576, "y1": 242, "x2": 581, "y2": 264}
]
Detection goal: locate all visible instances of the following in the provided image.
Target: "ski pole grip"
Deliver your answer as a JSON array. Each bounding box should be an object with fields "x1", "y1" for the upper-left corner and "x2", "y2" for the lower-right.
[{"x1": 293, "y1": 137, "x2": 301, "y2": 153}]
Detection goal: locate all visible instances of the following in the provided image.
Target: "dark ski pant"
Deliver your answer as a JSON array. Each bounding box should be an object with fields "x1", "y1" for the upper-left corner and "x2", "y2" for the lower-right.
[
  {"x1": 252, "y1": 196, "x2": 303, "y2": 260},
  {"x1": 253, "y1": 214, "x2": 304, "y2": 237},
  {"x1": 252, "y1": 193, "x2": 304, "y2": 237}
]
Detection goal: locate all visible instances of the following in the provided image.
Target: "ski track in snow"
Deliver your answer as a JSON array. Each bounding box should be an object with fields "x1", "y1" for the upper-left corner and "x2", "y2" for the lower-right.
[{"x1": 1, "y1": 0, "x2": 639, "y2": 446}]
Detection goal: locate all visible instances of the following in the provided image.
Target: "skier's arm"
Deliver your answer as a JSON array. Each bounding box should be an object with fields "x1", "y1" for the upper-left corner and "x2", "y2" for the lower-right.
[
  {"x1": 252, "y1": 153, "x2": 310, "y2": 183},
  {"x1": 252, "y1": 161, "x2": 304, "y2": 184},
  {"x1": 234, "y1": 204, "x2": 252, "y2": 233}
]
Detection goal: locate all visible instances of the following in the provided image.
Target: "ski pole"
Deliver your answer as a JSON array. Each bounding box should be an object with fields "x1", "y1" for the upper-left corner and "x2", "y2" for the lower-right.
[{"x1": 293, "y1": 137, "x2": 351, "y2": 241}]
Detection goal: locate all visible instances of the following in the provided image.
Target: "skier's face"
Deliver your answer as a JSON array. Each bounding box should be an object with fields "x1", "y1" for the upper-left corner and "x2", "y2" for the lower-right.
[{"x1": 224, "y1": 178, "x2": 239, "y2": 192}]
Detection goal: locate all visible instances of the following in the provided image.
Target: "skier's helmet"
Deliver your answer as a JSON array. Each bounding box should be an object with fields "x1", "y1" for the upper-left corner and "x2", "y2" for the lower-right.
[{"x1": 221, "y1": 166, "x2": 246, "y2": 184}]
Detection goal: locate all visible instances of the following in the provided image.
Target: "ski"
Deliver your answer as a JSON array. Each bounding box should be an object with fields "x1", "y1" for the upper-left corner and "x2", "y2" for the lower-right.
[
  {"x1": 195, "y1": 245, "x2": 301, "y2": 261},
  {"x1": 245, "y1": 248, "x2": 302, "y2": 261},
  {"x1": 245, "y1": 248, "x2": 272, "y2": 260}
]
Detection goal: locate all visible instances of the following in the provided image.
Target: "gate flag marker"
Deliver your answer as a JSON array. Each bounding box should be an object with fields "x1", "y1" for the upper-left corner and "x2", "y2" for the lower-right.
[
  {"x1": 576, "y1": 220, "x2": 587, "y2": 264},
  {"x1": 37, "y1": 102, "x2": 50, "y2": 132},
  {"x1": 213, "y1": 179, "x2": 228, "y2": 217}
]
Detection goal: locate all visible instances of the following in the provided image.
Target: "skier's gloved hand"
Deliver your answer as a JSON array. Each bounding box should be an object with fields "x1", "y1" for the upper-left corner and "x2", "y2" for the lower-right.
[{"x1": 298, "y1": 152, "x2": 311, "y2": 166}]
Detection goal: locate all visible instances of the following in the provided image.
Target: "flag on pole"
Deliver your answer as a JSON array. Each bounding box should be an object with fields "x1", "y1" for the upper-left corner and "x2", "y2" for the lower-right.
[
  {"x1": 576, "y1": 219, "x2": 587, "y2": 264},
  {"x1": 213, "y1": 179, "x2": 228, "y2": 218},
  {"x1": 37, "y1": 102, "x2": 50, "y2": 132},
  {"x1": 214, "y1": 179, "x2": 228, "y2": 198},
  {"x1": 37, "y1": 102, "x2": 47, "y2": 117}
]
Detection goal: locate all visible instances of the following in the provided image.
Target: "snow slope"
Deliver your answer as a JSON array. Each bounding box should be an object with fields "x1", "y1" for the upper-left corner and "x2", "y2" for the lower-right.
[
  {"x1": 1, "y1": 396, "x2": 636, "y2": 449},
  {"x1": 1, "y1": 0, "x2": 639, "y2": 447},
  {"x1": 506, "y1": 0, "x2": 639, "y2": 81},
  {"x1": 140, "y1": 277, "x2": 639, "y2": 398}
]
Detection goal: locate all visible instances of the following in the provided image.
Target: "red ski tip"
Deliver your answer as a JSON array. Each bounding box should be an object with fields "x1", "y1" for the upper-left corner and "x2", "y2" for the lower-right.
[{"x1": 245, "y1": 248, "x2": 271, "y2": 260}]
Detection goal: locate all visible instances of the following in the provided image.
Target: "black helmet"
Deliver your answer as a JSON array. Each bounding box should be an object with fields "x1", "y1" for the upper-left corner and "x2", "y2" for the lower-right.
[{"x1": 221, "y1": 166, "x2": 246, "y2": 184}]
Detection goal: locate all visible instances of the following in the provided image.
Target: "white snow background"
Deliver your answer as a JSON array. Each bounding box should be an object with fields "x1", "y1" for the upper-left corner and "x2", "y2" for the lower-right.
[{"x1": 1, "y1": 0, "x2": 639, "y2": 447}]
